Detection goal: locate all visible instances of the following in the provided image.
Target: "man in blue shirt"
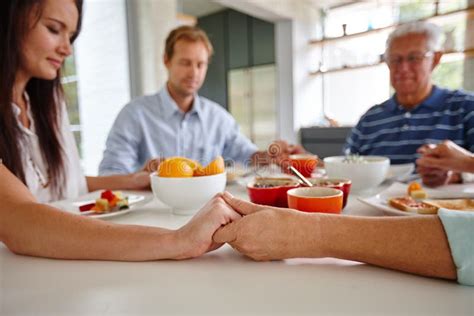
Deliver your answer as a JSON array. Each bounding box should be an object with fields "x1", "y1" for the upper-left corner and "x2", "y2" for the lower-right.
[
  {"x1": 99, "y1": 26, "x2": 301, "y2": 175},
  {"x1": 344, "y1": 22, "x2": 474, "y2": 186}
]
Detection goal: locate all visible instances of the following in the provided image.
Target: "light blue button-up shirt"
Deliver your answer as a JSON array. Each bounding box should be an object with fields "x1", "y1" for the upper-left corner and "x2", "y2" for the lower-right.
[{"x1": 99, "y1": 87, "x2": 258, "y2": 175}]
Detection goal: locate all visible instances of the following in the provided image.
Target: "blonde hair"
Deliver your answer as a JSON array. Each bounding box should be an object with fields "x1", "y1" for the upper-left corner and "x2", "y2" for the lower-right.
[{"x1": 165, "y1": 25, "x2": 214, "y2": 60}]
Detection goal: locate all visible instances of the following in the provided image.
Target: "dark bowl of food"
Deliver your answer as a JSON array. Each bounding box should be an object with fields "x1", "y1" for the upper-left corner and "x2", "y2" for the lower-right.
[{"x1": 247, "y1": 177, "x2": 300, "y2": 207}]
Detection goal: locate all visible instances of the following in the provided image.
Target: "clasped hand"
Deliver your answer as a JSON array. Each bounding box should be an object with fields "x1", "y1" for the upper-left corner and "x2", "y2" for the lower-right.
[{"x1": 183, "y1": 191, "x2": 310, "y2": 261}]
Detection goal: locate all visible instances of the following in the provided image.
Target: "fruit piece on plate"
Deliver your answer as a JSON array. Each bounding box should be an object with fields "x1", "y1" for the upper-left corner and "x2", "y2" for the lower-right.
[
  {"x1": 410, "y1": 189, "x2": 427, "y2": 199},
  {"x1": 79, "y1": 202, "x2": 95, "y2": 212},
  {"x1": 116, "y1": 197, "x2": 129, "y2": 210},
  {"x1": 407, "y1": 181, "x2": 427, "y2": 199},
  {"x1": 101, "y1": 189, "x2": 115, "y2": 201},
  {"x1": 96, "y1": 198, "x2": 111, "y2": 211}
]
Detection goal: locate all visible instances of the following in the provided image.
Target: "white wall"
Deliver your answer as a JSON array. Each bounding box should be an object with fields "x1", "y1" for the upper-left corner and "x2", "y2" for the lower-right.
[
  {"x1": 292, "y1": 15, "x2": 325, "y2": 130},
  {"x1": 75, "y1": 0, "x2": 179, "y2": 175},
  {"x1": 75, "y1": 0, "x2": 131, "y2": 176},
  {"x1": 127, "y1": 0, "x2": 178, "y2": 97}
]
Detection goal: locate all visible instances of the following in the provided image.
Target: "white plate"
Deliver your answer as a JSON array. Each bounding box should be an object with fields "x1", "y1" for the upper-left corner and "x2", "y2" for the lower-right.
[
  {"x1": 53, "y1": 194, "x2": 153, "y2": 219},
  {"x1": 386, "y1": 163, "x2": 415, "y2": 182},
  {"x1": 358, "y1": 182, "x2": 474, "y2": 216}
]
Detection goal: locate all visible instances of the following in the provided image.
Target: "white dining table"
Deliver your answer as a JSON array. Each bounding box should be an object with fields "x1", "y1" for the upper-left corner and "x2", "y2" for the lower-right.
[{"x1": 1, "y1": 182, "x2": 473, "y2": 316}]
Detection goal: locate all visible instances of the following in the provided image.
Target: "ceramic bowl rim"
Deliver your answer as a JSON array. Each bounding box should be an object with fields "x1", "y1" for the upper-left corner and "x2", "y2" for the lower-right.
[
  {"x1": 150, "y1": 171, "x2": 226, "y2": 180},
  {"x1": 287, "y1": 187, "x2": 343, "y2": 199}
]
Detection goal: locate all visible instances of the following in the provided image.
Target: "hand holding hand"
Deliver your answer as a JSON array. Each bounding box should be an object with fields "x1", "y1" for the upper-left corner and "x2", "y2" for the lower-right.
[
  {"x1": 174, "y1": 195, "x2": 242, "y2": 259},
  {"x1": 213, "y1": 192, "x2": 311, "y2": 261},
  {"x1": 416, "y1": 166, "x2": 454, "y2": 187},
  {"x1": 417, "y1": 140, "x2": 474, "y2": 173}
]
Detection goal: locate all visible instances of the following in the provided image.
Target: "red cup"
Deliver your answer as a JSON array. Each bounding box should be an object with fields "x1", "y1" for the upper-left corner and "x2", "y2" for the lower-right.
[
  {"x1": 288, "y1": 154, "x2": 318, "y2": 178},
  {"x1": 247, "y1": 177, "x2": 299, "y2": 207},
  {"x1": 287, "y1": 187, "x2": 343, "y2": 214},
  {"x1": 308, "y1": 178, "x2": 352, "y2": 209}
]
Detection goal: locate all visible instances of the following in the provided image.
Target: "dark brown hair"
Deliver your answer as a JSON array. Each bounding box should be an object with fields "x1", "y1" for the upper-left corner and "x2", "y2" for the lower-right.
[
  {"x1": 165, "y1": 25, "x2": 214, "y2": 60},
  {"x1": 0, "y1": 0, "x2": 83, "y2": 199}
]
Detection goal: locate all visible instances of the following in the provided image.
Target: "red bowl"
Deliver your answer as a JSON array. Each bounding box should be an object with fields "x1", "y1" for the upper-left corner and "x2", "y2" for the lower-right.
[
  {"x1": 308, "y1": 178, "x2": 352, "y2": 209},
  {"x1": 247, "y1": 177, "x2": 300, "y2": 207},
  {"x1": 287, "y1": 154, "x2": 318, "y2": 177}
]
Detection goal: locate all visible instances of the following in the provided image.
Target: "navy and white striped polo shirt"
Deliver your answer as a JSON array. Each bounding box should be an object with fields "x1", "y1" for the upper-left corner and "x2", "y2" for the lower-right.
[{"x1": 344, "y1": 86, "x2": 474, "y2": 164}]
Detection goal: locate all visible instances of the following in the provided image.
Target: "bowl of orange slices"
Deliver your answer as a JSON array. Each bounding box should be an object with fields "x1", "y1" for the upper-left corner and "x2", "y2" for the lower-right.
[{"x1": 150, "y1": 156, "x2": 226, "y2": 215}]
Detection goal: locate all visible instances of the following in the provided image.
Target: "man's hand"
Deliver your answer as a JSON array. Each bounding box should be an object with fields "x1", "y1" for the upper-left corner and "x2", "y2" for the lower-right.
[
  {"x1": 142, "y1": 158, "x2": 165, "y2": 173},
  {"x1": 213, "y1": 192, "x2": 312, "y2": 261},
  {"x1": 268, "y1": 140, "x2": 305, "y2": 166},
  {"x1": 416, "y1": 140, "x2": 468, "y2": 187},
  {"x1": 250, "y1": 140, "x2": 306, "y2": 168},
  {"x1": 174, "y1": 195, "x2": 242, "y2": 259},
  {"x1": 417, "y1": 140, "x2": 474, "y2": 173},
  {"x1": 416, "y1": 166, "x2": 455, "y2": 187},
  {"x1": 125, "y1": 158, "x2": 165, "y2": 191}
]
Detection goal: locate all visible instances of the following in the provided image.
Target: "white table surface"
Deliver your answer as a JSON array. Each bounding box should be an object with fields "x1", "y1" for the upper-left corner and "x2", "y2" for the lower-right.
[{"x1": 1, "y1": 182, "x2": 473, "y2": 316}]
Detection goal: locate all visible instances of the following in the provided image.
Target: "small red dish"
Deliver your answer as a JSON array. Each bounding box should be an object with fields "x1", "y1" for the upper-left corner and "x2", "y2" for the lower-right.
[
  {"x1": 247, "y1": 177, "x2": 300, "y2": 207},
  {"x1": 308, "y1": 178, "x2": 352, "y2": 209},
  {"x1": 287, "y1": 154, "x2": 318, "y2": 178}
]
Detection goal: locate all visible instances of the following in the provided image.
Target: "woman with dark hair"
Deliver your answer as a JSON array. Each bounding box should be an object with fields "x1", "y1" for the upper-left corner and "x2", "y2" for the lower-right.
[
  {"x1": 0, "y1": 0, "x2": 151, "y2": 203},
  {"x1": 0, "y1": 0, "x2": 241, "y2": 260}
]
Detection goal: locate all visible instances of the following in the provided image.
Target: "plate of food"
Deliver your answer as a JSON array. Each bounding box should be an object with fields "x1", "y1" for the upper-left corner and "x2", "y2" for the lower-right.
[
  {"x1": 53, "y1": 190, "x2": 153, "y2": 219},
  {"x1": 359, "y1": 182, "x2": 474, "y2": 216}
]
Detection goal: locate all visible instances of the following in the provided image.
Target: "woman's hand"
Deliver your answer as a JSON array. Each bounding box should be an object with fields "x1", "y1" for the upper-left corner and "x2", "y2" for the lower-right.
[{"x1": 173, "y1": 194, "x2": 242, "y2": 259}]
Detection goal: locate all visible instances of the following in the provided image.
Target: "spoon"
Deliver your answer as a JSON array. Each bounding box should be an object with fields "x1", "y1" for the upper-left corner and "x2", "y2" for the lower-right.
[{"x1": 288, "y1": 166, "x2": 313, "y2": 187}]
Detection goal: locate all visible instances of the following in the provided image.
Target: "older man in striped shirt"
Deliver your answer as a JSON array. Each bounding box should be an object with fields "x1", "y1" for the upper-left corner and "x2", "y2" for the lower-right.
[{"x1": 344, "y1": 21, "x2": 474, "y2": 187}]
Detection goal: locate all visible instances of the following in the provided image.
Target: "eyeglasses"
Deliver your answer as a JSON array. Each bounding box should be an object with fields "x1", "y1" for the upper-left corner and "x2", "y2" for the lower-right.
[{"x1": 385, "y1": 51, "x2": 434, "y2": 67}]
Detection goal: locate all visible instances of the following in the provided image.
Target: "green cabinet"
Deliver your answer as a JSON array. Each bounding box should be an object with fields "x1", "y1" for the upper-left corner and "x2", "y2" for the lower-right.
[
  {"x1": 227, "y1": 10, "x2": 250, "y2": 69},
  {"x1": 251, "y1": 17, "x2": 275, "y2": 66},
  {"x1": 198, "y1": 9, "x2": 275, "y2": 109},
  {"x1": 197, "y1": 13, "x2": 227, "y2": 108}
]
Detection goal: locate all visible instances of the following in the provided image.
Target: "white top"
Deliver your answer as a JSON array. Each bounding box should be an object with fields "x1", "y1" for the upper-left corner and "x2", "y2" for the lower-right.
[{"x1": 12, "y1": 95, "x2": 87, "y2": 203}]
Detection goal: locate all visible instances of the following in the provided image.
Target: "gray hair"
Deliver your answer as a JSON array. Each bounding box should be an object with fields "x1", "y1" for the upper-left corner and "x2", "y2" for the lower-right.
[{"x1": 385, "y1": 21, "x2": 442, "y2": 55}]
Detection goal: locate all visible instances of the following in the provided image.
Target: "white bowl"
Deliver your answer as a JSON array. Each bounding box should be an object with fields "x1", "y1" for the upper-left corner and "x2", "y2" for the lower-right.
[
  {"x1": 323, "y1": 156, "x2": 390, "y2": 192},
  {"x1": 150, "y1": 172, "x2": 226, "y2": 215}
]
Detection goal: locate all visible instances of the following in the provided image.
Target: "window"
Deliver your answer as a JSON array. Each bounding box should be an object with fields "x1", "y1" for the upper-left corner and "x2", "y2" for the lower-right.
[
  {"x1": 61, "y1": 54, "x2": 82, "y2": 158},
  {"x1": 312, "y1": 0, "x2": 473, "y2": 126}
]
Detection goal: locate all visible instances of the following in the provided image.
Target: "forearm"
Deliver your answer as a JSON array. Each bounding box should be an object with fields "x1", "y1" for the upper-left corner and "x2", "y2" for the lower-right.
[
  {"x1": 1, "y1": 202, "x2": 187, "y2": 261},
  {"x1": 301, "y1": 214, "x2": 457, "y2": 280},
  {"x1": 86, "y1": 175, "x2": 141, "y2": 192}
]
